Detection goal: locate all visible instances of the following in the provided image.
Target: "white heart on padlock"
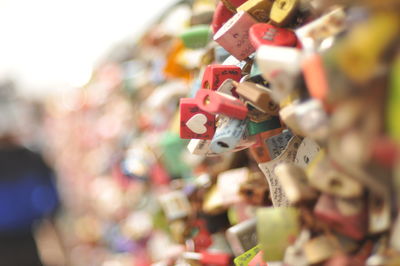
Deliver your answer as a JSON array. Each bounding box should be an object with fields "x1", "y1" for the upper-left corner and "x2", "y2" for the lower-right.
[{"x1": 186, "y1": 113, "x2": 208, "y2": 134}]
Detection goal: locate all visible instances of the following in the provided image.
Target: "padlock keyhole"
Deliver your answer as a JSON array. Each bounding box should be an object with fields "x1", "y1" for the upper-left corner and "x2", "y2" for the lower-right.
[
  {"x1": 217, "y1": 141, "x2": 229, "y2": 148},
  {"x1": 204, "y1": 95, "x2": 211, "y2": 105}
]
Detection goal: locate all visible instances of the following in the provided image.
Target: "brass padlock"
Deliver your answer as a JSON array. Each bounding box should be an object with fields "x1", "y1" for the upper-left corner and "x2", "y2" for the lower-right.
[
  {"x1": 237, "y1": 0, "x2": 274, "y2": 22},
  {"x1": 270, "y1": 0, "x2": 300, "y2": 27},
  {"x1": 236, "y1": 81, "x2": 279, "y2": 115}
]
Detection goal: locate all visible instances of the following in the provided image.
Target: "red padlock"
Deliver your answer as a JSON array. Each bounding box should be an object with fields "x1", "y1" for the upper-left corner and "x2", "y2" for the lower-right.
[
  {"x1": 201, "y1": 64, "x2": 241, "y2": 91},
  {"x1": 195, "y1": 89, "x2": 248, "y2": 120},
  {"x1": 213, "y1": 11, "x2": 257, "y2": 60},
  {"x1": 302, "y1": 54, "x2": 330, "y2": 104},
  {"x1": 249, "y1": 128, "x2": 285, "y2": 163},
  {"x1": 249, "y1": 23, "x2": 298, "y2": 49},
  {"x1": 180, "y1": 98, "x2": 216, "y2": 139},
  {"x1": 211, "y1": 0, "x2": 248, "y2": 33}
]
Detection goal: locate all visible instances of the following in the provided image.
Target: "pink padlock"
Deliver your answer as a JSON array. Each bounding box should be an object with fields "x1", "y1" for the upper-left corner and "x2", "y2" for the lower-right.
[{"x1": 213, "y1": 11, "x2": 257, "y2": 60}]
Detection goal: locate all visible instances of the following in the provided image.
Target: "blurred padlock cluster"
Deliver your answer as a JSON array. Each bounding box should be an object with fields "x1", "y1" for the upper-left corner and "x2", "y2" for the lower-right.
[{"x1": 45, "y1": 0, "x2": 400, "y2": 265}]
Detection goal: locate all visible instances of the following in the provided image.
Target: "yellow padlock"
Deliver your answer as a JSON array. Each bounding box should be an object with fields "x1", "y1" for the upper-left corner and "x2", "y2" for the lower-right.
[
  {"x1": 237, "y1": 0, "x2": 274, "y2": 22},
  {"x1": 270, "y1": 0, "x2": 299, "y2": 27},
  {"x1": 336, "y1": 12, "x2": 399, "y2": 83}
]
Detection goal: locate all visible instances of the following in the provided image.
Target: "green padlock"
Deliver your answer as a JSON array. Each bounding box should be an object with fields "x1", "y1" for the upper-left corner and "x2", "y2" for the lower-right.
[
  {"x1": 247, "y1": 116, "x2": 281, "y2": 136},
  {"x1": 257, "y1": 207, "x2": 300, "y2": 262},
  {"x1": 180, "y1": 24, "x2": 212, "y2": 49}
]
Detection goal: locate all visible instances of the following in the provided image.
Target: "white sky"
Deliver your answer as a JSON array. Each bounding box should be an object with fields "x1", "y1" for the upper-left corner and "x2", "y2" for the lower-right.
[{"x1": 0, "y1": 0, "x2": 177, "y2": 97}]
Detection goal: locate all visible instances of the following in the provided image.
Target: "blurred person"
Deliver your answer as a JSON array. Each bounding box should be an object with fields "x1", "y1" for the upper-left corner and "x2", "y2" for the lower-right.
[{"x1": 0, "y1": 81, "x2": 61, "y2": 266}]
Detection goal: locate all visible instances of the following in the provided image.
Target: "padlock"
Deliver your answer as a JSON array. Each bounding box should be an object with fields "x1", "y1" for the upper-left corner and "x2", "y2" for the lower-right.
[
  {"x1": 256, "y1": 45, "x2": 302, "y2": 81},
  {"x1": 302, "y1": 53, "x2": 331, "y2": 107},
  {"x1": 213, "y1": 11, "x2": 258, "y2": 60},
  {"x1": 257, "y1": 207, "x2": 300, "y2": 262},
  {"x1": 249, "y1": 23, "x2": 298, "y2": 49},
  {"x1": 180, "y1": 98, "x2": 216, "y2": 139},
  {"x1": 295, "y1": 7, "x2": 345, "y2": 46},
  {"x1": 314, "y1": 194, "x2": 367, "y2": 240},
  {"x1": 306, "y1": 151, "x2": 364, "y2": 198},
  {"x1": 237, "y1": 0, "x2": 273, "y2": 22},
  {"x1": 195, "y1": 89, "x2": 248, "y2": 120},
  {"x1": 246, "y1": 104, "x2": 274, "y2": 123},
  {"x1": 302, "y1": 235, "x2": 337, "y2": 265},
  {"x1": 180, "y1": 25, "x2": 212, "y2": 49},
  {"x1": 333, "y1": 12, "x2": 398, "y2": 83},
  {"x1": 258, "y1": 136, "x2": 302, "y2": 206},
  {"x1": 247, "y1": 116, "x2": 281, "y2": 136},
  {"x1": 234, "y1": 244, "x2": 261, "y2": 266},
  {"x1": 236, "y1": 81, "x2": 279, "y2": 115},
  {"x1": 201, "y1": 64, "x2": 242, "y2": 91},
  {"x1": 211, "y1": 0, "x2": 247, "y2": 33},
  {"x1": 159, "y1": 190, "x2": 192, "y2": 221},
  {"x1": 248, "y1": 127, "x2": 287, "y2": 163},
  {"x1": 294, "y1": 137, "x2": 321, "y2": 168},
  {"x1": 183, "y1": 251, "x2": 231, "y2": 265},
  {"x1": 210, "y1": 116, "x2": 248, "y2": 153},
  {"x1": 269, "y1": 0, "x2": 300, "y2": 27},
  {"x1": 264, "y1": 129, "x2": 293, "y2": 159},
  {"x1": 226, "y1": 218, "x2": 258, "y2": 256},
  {"x1": 275, "y1": 163, "x2": 318, "y2": 204},
  {"x1": 279, "y1": 103, "x2": 306, "y2": 136}
]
